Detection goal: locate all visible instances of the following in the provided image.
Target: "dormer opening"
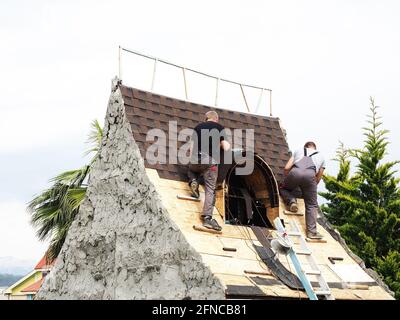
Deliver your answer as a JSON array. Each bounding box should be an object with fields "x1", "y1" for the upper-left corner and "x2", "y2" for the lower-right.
[{"x1": 224, "y1": 155, "x2": 279, "y2": 229}]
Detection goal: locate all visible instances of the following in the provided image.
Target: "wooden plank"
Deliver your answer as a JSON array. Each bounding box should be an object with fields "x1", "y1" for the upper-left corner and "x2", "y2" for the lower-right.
[
  {"x1": 169, "y1": 209, "x2": 259, "y2": 241},
  {"x1": 216, "y1": 273, "x2": 257, "y2": 288},
  {"x1": 225, "y1": 284, "x2": 266, "y2": 297},
  {"x1": 346, "y1": 284, "x2": 369, "y2": 290},
  {"x1": 328, "y1": 264, "x2": 376, "y2": 284},
  {"x1": 216, "y1": 236, "x2": 263, "y2": 260},
  {"x1": 244, "y1": 270, "x2": 272, "y2": 276},
  {"x1": 251, "y1": 279, "x2": 308, "y2": 299},
  {"x1": 329, "y1": 286, "x2": 393, "y2": 300},
  {"x1": 215, "y1": 273, "x2": 269, "y2": 298},
  {"x1": 215, "y1": 273, "x2": 290, "y2": 298},
  {"x1": 182, "y1": 232, "x2": 262, "y2": 261},
  {"x1": 200, "y1": 253, "x2": 271, "y2": 276},
  {"x1": 306, "y1": 238, "x2": 328, "y2": 243},
  {"x1": 348, "y1": 285, "x2": 395, "y2": 300}
]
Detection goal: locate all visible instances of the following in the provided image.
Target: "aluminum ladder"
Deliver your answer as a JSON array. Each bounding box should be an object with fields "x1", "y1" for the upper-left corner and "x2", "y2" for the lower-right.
[{"x1": 273, "y1": 217, "x2": 335, "y2": 300}]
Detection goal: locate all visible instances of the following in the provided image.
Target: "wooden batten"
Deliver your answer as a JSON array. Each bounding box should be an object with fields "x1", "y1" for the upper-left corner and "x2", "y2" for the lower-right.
[{"x1": 267, "y1": 207, "x2": 279, "y2": 227}]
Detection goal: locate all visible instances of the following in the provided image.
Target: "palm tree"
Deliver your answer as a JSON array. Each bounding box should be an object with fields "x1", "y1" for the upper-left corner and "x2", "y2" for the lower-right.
[{"x1": 28, "y1": 120, "x2": 103, "y2": 262}]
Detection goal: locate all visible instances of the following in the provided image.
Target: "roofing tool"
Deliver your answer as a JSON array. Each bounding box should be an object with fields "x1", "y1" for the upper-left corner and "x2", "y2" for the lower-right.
[
  {"x1": 193, "y1": 224, "x2": 222, "y2": 234},
  {"x1": 176, "y1": 194, "x2": 200, "y2": 202},
  {"x1": 328, "y1": 257, "x2": 344, "y2": 264},
  {"x1": 270, "y1": 232, "x2": 291, "y2": 255}
]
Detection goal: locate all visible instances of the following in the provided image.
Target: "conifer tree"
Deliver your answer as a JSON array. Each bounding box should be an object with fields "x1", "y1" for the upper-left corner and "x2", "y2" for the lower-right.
[
  {"x1": 320, "y1": 98, "x2": 400, "y2": 298},
  {"x1": 320, "y1": 142, "x2": 354, "y2": 226}
]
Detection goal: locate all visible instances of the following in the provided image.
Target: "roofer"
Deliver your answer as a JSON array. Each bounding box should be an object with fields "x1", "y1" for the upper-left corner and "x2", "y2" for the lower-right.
[
  {"x1": 280, "y1": 141, "x2": 325, "y2": 239},
  {"x1": 188, "y1": 111, "x2": 231, "y2": 231}
]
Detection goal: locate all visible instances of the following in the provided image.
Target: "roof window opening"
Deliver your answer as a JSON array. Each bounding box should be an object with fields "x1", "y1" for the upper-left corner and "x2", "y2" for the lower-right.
[{"x1": 224, "y1": 155, "x2": 279, "y2": 229}]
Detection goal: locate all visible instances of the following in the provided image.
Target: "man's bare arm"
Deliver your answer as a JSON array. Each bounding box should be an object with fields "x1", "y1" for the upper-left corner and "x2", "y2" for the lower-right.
[
  {"x1": 284, "y1": 156, "x2": 295, "y2": 176},
  {"x1": 221, "y1": 140, "x2": 231, "y2": 151},
  {"x1": 316, "y1": 168, "x2": 325, "y2": 184}
]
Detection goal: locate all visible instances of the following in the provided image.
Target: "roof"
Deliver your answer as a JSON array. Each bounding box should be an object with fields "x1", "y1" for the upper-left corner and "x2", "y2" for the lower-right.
[
  {"x1": 21, "y1": 278, "x2": 44, "y2": 293},
  {"x1": 4, "y1": 270, "x2": 41, "y2": 294},
  {"x1": 34, "y1": 255, "x2": 55, "y2": 270},
  {"x1": 5, "y1": 254, "x2": 53, "y2": 295},
  {"x1": 145, "y1": 168, "x2": 393, "y2": 300},
  {"x1": 35, "y1": 80, "x2": 393, "y2": 300},
  {"x1": 118, "y1": 84, "x2": 392, "y2": 299},
  {"x1": 120, "y1": 85, "x2": 290, "y2": 184}
]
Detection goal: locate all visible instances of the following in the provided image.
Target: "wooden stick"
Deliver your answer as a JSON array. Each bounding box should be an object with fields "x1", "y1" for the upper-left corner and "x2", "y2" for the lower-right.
[{"x1": 244, "y1": 270, "x2": 272, "y2": 276}]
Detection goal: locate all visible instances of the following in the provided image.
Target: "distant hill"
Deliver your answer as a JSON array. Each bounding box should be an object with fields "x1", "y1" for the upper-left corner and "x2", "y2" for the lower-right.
[
  {"x1": 0, "y1": 256, "x2": 35, "y2": 275},
  {"x1": 0, "y1": 273, "x2": 24, "y2": 287}
]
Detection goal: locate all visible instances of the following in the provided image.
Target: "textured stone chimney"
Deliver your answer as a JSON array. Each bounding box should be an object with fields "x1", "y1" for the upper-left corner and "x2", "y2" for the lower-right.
[{"x1": 36, "y1": 78, "x2": 224, "y2": 299}]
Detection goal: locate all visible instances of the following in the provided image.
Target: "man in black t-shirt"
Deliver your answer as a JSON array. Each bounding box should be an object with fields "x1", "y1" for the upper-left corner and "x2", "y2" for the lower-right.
[{"x1": 188, "y1": 111, "x2": 230, "y2": 231}]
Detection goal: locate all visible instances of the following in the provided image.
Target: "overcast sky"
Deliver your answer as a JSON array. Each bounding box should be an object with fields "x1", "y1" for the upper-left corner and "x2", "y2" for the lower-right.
[{"x1": 1, "y1": 0, "x2": 399, "y2": 262}]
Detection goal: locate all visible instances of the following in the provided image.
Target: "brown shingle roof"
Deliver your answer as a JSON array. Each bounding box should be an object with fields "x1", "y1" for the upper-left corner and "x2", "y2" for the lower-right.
[{"x1": 120, "y1": 85, "x2": 290, "y2": 183}]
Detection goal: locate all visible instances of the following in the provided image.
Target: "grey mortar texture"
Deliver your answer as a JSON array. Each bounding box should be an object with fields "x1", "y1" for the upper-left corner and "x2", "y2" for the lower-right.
[{"x1": 36, "y1": 78, "x2": 225, "y2": 300}]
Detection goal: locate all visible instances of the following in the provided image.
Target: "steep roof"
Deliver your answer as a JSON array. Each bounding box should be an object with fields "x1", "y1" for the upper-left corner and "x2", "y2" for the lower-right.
[
  {"x1": 144, "y1": 167, "x2": 393, "y2": 300},
  {"x1": 119, "y1": 83, "x2": 393, "y2": 300},
  {"x1": 120, "y1": 85, "x2": 290, "y2": 184},
  {"x1": 36, "y1": 79, "x2": 393, "y2": 300},
  {"x1": 4, "y1": 270, "x2": 40, "y2": 294}
]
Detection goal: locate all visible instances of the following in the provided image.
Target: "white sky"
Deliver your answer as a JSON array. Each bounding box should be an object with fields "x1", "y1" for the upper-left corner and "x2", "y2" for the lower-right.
[{"x1": 1, "y1": 0, "x2": 399, "y2": 261}]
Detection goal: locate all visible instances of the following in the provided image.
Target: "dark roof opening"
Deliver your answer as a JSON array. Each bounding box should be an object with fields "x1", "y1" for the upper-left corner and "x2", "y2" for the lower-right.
[{"x1": 225, "y1": 155, "x2": 279, "y2": 229}]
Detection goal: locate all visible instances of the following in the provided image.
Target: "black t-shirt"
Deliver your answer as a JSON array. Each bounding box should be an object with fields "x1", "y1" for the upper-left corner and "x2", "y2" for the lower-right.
[{"x1": 192, "y1": 121, "x2": 226, "y2": 163}]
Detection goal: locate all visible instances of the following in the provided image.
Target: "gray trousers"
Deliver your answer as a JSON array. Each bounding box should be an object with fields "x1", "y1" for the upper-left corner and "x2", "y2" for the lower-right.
[
  {"x1": 280, "y1": 168, "x2": 319, "y2": 234},
  {"x1": 188, "y1": 163, "x2": 218, "y2": 218}
]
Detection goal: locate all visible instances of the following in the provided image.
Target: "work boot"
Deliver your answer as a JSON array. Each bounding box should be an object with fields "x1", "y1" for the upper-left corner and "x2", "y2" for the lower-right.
[
  {"x1": 189, "y1": 179, "x2": 200, "y2": 199},
  {"x1": 307, "y1": 231, "x2": 324, "y2": 240},
  {"x1": 202, "y1": 216, "x2": 222, "y2": 231},
  {"x1": 289, "y1": 201, "x2": 298, "y2": 213}
]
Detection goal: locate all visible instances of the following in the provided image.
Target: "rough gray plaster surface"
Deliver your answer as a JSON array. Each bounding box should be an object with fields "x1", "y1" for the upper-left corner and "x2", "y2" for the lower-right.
[{"x1": 37, "y1": 78, "x2": 225, "y2": 300}]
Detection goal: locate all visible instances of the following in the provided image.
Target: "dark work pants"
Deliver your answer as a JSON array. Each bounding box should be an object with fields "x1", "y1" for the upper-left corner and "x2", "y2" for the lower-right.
[
  {"x1": 188, "y1": 163, "x2": 218, "y2": 218},
  {"x1": 280, "y1": 168, "x2": 319, "y2": 234}
]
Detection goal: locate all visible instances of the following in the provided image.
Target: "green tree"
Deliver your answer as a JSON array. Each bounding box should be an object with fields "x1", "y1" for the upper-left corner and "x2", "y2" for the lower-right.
[
  {"x1": 320, "y1": 98, "x2": 400, "y2": 298},
  {"x1": 28, "y1": 120, "x2": 103, "y2": 262},
  {"x1": 376, "y1": 251, "x2": 400, "y2": 299},
  {"x1": 320, "y1": 142, "x2": 355, "y2": 226}
]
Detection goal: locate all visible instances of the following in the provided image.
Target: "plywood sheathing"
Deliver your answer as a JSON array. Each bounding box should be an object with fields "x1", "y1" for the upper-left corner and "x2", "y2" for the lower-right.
[{"x1": 147, "y1": 169, "x2": 393, "y2": 300}]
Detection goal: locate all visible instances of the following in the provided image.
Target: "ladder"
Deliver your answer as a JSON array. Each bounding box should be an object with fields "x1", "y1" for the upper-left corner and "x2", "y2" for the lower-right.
[{"x1": 273, "y1": 217, "x2": 334, "y2": 300}]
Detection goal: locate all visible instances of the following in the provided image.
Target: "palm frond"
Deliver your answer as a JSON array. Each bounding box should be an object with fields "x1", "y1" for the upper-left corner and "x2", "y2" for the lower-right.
[
  {"x1": 27, "y1": 119, "x2": 103, "y2": 260},
  {"x1": 84, "y1": 119, "x2": 103, "y2": 157}
]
